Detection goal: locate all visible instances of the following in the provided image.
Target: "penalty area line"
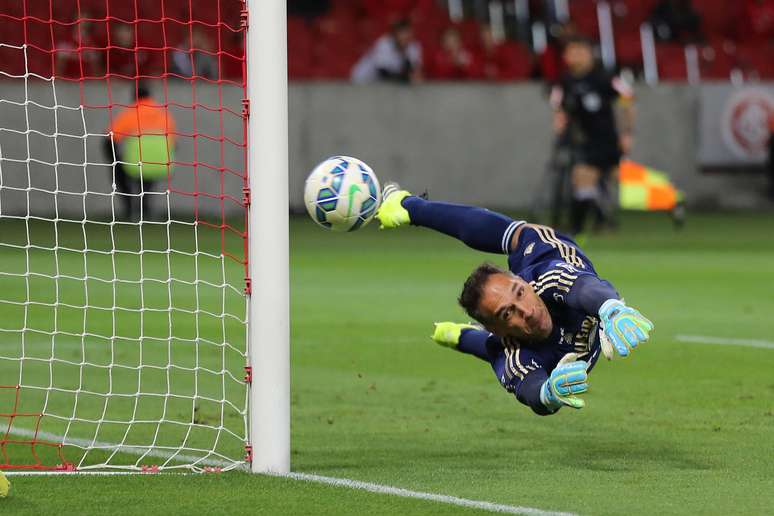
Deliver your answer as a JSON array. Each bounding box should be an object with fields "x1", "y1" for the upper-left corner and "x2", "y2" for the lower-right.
[
  {"x1": 271, "y1": 471, "x2": 579, "y2": 516},
  {"x1": 675, "y1": 335, "x2": 774, "y2": 350}
]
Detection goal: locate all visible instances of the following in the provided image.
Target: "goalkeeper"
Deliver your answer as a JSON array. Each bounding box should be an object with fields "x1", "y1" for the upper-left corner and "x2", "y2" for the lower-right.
[{"x1": 375, "y1": 184, "x2": 654, "y2": 415}]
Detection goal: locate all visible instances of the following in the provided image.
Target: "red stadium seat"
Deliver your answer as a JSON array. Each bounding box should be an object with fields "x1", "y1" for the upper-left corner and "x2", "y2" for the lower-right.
[
  {"x1": 288, "y1": 16, "x2": 316, "y2": 80},
  {"x1": 458, "y1": 19, "x2": 484, "y2": 51},
  {"x1": 568, "y1": 0, "x2": 600, "y2": 39},
  {"x1": 694, "y1": 0, "x2": 743, "y2": 40},
  {"x1": 495, "y1": 41, "x2": 533, "y2": 81},
  {"x1": 610, "y1": 0, "x2": 659, "y2": 33},
  {"x1": 615, "y1": 31, "x2": 643, "y2": 69},
  {"x1": 735, "y1": 43, "x2": 774, "y2": 80},
  {"x1": 655, "y1": 43, "x2": 687, "y2": 81},
  {"x1": 698, "y1": 39, "x2": 736, "y2": 80}
]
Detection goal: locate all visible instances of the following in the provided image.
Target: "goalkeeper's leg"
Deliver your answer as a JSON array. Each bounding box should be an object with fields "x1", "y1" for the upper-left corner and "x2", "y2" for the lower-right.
[{"x1": 377, "y1": 184, "x2": 523, "y2": 255}]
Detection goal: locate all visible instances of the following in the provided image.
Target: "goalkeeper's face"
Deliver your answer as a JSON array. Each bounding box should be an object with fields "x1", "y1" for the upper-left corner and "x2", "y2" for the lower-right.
[{"x1": 478, "y1": 273, "x2": 553, "y2": 341}]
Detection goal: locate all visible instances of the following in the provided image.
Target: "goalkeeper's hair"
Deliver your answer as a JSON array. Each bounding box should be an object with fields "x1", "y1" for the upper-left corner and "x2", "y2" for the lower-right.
[{"x1": 458, "y1": 262, "x2": 507, "y2": 325}]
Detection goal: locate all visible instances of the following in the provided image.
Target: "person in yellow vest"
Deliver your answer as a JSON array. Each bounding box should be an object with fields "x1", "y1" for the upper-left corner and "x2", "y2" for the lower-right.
[{"x1": 103, "y1": 82, "x2": 176, "y2": 221}]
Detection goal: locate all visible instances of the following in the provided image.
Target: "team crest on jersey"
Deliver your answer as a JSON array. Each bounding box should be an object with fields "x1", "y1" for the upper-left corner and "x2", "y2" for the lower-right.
[
  {"x1": 582, "y1": 92, "x2": 602, "y2": 112},
  {"x1": 524, "y1": 242, "x2": 535, "y2": 256}
]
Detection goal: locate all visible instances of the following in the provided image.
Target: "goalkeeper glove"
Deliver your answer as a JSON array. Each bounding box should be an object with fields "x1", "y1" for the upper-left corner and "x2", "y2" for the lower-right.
[
  {"x1": 539, "y1": 354, "x2": 589, "y2": 410},
  {"x1": 598, "y1": 299, "x2": 654, "y2": 359},
  {"x1": 431, "y1": 322, "x2": 479, "y2": 349}
]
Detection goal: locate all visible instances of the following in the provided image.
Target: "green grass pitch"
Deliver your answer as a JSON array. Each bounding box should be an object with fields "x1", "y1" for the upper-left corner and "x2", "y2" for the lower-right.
[{"x1": 2, "y1": 211, "x2": 774, "y2": 515}]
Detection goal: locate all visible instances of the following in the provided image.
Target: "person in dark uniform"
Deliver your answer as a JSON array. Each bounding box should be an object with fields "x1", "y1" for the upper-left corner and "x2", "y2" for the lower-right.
[
  {"x1": 375, "y1": 184, "x2": 654, "y2": 416},
  {"x1": 550, "y1": 36, "x2": 635, "y2": 236}
]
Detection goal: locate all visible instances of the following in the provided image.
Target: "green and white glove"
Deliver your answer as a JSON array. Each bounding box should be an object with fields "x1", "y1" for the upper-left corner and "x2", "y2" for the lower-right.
[
  {"x1": 599, "y1": 299, "x2": 654, "y2": 359},
  {"x1": 431, "y1": 322, "x2": 479, "y2": 348},
  {"x1": 540, "y1": 353, "x2": 589, "y2": 410}
]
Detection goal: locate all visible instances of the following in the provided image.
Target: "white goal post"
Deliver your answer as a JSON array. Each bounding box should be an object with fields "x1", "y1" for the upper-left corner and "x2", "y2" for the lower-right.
[
  {"x1": 0, "y1": 0, "x2": 289, "y2": 473},
  {"x1": 247, "y1": 0, "x2": 290, "y2": 474}
]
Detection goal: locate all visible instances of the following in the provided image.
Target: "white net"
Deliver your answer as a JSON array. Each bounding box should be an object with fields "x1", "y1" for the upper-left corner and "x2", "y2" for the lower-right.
[{"x1": 0, "y1": 3, "x2": 251, "y2": 472}]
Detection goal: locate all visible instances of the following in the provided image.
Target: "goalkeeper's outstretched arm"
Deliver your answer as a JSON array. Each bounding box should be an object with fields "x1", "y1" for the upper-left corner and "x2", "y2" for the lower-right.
[
  {"x1": 536, "y1": 260, "x2": 655, "y2": 359},
  {"x1": 432, "y1": 325, "x2": 589, "y2": 416}
]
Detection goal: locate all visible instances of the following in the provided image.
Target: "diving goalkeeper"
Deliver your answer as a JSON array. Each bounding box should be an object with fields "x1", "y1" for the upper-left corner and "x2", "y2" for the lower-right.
[{"x1": 375, "y1": 184, "x2": 654, "y2": 415}]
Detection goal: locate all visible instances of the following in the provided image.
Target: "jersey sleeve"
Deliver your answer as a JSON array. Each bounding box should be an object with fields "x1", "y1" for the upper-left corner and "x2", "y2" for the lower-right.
[
  {"x1": 494, "y1": 339, "x2": 557, "y2": 416},
  {"x1": 530, "y1": 259, "x2": 596, "y2": 302},
  {"x1": 531, "y1": 259, "x2": 620, "y2": 315}
]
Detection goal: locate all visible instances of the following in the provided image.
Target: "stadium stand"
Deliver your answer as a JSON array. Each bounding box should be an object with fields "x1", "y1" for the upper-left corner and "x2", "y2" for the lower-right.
[
  {"x1": 281, "y1": 0, "x2": 774, "y2": 83},
  {"x1": 0, "y1": 0, "x2": 770, "y2": 82}
]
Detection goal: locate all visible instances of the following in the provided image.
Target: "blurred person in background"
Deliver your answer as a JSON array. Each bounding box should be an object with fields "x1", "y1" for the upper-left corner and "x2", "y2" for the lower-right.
[
  {"x1": 429, "y1": 26, "x2": 476, "y2": 80},
  {"x1": 538, "y1": 21, "x2": 578, "y2": 84},
  {"x1": 472, "y1": 24, "x2": 524, "y2": 81},
  {"x1": 351, "y1": 19, "x2": 422, "y2": 84},
  {"x1": 741, "y1": 0, "x2": 774, "y2": 42},
  {"x1": 648, "y1": 0, "x2": 703, "y2": 43},
  {"x1": 171, "y1": 27, "x2": 217, "y2": 79},
  {"x1": 475, "y1": 24, "x2": 501, "y2": 80},
  {"x1": 103, "y1": 83, "x2": 177, "y2": 221},
  {"x1": 108, "y1": 24, "x2": 151, "y2": 76},
  {"x1": 550, "y1": 36, "x2": 635, "y2": 236},
  {"x1": 56, "y1": 15, "x2": 103, "y2": 78}
]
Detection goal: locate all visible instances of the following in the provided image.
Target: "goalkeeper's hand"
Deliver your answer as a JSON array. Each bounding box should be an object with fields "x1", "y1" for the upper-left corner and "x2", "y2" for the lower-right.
[
  {"x1": 598, "y1": 299, "x2": 654, "y2": 359},
  {"x1": 540, "y1": 354, "x2": 589, "y2": 410}
]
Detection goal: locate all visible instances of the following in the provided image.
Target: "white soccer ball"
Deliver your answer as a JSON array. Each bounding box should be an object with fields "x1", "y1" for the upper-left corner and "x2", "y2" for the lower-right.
[{"x1": 304, "y1": 156, "x2": 381, "y2": 232}]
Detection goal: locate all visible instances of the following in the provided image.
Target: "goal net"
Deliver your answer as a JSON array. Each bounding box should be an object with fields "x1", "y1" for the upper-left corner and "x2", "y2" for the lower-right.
[{"x1": 0, "y1": 0, "x2": 262, "y2": 472}]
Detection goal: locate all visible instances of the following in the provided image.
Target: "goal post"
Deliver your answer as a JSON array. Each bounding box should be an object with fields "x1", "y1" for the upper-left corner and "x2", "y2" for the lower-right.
[
  {"x1": 0, "y1": 0, "x2": 290, "y2": 473},
  {"x1": 246, "y1": 0, "x2": 290, "y2": 474}
]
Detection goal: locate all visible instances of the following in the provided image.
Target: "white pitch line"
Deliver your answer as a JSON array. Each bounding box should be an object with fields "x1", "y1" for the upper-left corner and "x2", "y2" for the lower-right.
[
  {"x1": 5, "y1": 427, "x2": 243, "y2": 470},
  {"x1": 3, "y1": 471, "x2": 168, "y2": 476},
  {"x1": 6, "y1": 470, "x2": 580, "y2": 516},
  {"x1": 277, "y1": 472, "x2": 579, "y2": 516},
  {"x1": 675, "y1": 335, "x2": 774, "y2": 350},
  {"x1": 3, "y1": 439, "x2": 577, "y2": 516}
]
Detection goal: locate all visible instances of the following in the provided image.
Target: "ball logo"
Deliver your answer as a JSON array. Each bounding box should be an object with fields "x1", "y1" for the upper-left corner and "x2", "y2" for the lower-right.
[{"x1": 720, "y1": 88, "x2": 774, "y2": 160}]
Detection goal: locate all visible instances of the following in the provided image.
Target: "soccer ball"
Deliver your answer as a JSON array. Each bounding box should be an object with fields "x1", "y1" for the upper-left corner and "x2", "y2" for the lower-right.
[{"x1": 304, "y1": 156, "x2": 381, "y2": 232}]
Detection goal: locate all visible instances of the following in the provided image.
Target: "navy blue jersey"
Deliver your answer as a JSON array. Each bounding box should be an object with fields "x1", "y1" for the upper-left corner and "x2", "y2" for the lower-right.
[{"x1": 492, "y1": 225, "x2": 607, "y2": 405}]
